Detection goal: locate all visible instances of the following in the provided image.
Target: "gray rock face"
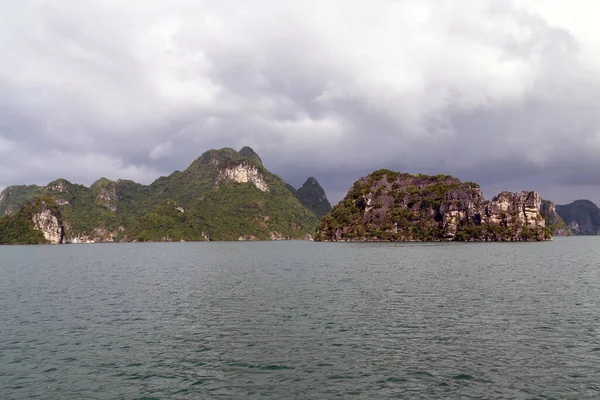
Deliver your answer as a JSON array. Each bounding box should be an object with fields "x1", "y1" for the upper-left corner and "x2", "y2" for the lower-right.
[
  {"x1": 316, "y1": 171, "x2": 550, "y2": 242},
  {"x1": 555, "y1": 200, "x2": 600, "y2": 235},
  {"x1": 541, "y1": 200, "x2": 573, "y2": 236},
  {"x1": 97, "y1": 184, "x2": 118, "y2": 211},
  {"x1": 31, "y1": 200, "x2": 64, "y2": 244},
  {"x1": 217, "y1": 163, "x2": 270, "y2": 192},
  {"x1": 47, "y1": 180, "x2": 69, "y2": 193},
  {"x1": 482, "y1": 191, "x2": 545, "y2": 229},
  {"x1": 4, "y1": 205, "x2": 16, "y2": 216},
  {"x1": 440, "y1": 190, "x2": 546, "y2": 240}
]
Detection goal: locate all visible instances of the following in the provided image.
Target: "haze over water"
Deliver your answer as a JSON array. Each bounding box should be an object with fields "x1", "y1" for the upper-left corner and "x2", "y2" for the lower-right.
[{"x1": 1, "y1": 238, "x2": 600, "y2": 399}]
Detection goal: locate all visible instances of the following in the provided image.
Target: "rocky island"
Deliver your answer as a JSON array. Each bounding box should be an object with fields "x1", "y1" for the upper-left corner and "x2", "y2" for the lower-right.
[
  {"x1": 315, "y1": 169, "x2": 555, "y2": 242},
  {"x1": 0, "y1": 147, "x2": 331, "y2": 244},
  {"x1": 1, "y1": 150, "x2": 576, "y2": 245}
]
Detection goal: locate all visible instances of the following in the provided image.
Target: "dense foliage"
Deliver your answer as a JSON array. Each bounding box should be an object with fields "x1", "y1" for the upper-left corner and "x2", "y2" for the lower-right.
[
  {"x1": 0, "y1": 185, "x2": 43, "y2": 216},
  {"x1": 128, "y1": 200, "x2": 205, "y2": 242},
  {"x1": 0, "y1": 147, "x2": 323, "y2": 242},
  {"x1": 0, "y1": 196, "x2": 60, "y2": 244}
]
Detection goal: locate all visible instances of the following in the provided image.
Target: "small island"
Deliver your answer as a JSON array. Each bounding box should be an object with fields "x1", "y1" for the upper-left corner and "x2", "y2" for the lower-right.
[{"x1": 315, "y1": 169, "x2": 555, "y2": 242}]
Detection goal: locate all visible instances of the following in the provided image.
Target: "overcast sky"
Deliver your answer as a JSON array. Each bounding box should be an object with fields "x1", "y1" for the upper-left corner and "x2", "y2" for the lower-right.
[{"x1": 1, "y1": 0, "x2": 600, "y2": 205}]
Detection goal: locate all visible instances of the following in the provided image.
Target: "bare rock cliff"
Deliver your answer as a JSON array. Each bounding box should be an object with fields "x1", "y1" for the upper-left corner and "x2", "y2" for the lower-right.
[
  {"x1": 31, "y1": 199, "x2": 65, "y2": 244},
  {"x1": 217, "y1": 163, "x2": 269, "y2": 192},
  {"x1": 97, "y1": 183, "x2": 118, "y2": 211},
  {"x1": 541, "y1": 200, "x2": 573, "y2": 236}
]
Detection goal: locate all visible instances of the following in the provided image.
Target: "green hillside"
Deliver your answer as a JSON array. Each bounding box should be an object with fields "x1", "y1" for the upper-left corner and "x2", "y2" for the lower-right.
[
  {"x1": 0, "y1": 185, "x2": 44, "y2": 216},
  {"x1": 0, "y1": 147, "x2": 324, "y2": 243},
  {"x1": 0, "y1": 196, "x2": 62, "y2": 245}
]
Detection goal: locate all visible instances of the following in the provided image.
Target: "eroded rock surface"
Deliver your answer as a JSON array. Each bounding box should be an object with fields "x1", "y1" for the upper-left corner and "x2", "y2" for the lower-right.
[
  {"x1": 218, "y1": 163, "x2": 269, "y2": 192},
  {"x1": 316, "y1": 170, "x2": 551, "y2": 242},
  {"x1": 31, "y1": 200, "x2": 64, "y2": 244}
]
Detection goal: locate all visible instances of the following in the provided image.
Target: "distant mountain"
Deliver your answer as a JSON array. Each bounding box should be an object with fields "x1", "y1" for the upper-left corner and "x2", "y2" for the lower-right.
[
  {"x1": 0, "y1": 147, "x2": 326, "y2": 244},
  {"x1": 541, "y1": 200, "x2": 573, "y2": 236},
  {"x1": 0, "y1": 184, "x2": 43, "y2": 216},
  {"x1": 316, "y1": 169, "x2": 551, "y2": 242},
  {"x1": 556, "y1": 200, "x2": 600, "y2": 235},
  {"x1": 292, "y1": 177, "x2": 332, "y2": 219}
]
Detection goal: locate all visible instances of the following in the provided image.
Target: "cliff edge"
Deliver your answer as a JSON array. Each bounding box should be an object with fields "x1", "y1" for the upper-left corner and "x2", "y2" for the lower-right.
[{"x1": 315, "y1": 170, "x2": 551, "y2": 242}]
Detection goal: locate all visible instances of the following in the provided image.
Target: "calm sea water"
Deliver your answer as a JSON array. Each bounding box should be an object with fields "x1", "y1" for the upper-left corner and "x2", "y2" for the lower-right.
[{"x1": 1, "y1": 238, "x2": 600, "y2": 399}]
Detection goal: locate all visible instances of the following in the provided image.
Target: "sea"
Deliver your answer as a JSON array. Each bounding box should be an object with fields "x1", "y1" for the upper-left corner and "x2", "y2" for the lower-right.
[{"x1": 1, "y1": 238, "x2": 599, "y2": 399}]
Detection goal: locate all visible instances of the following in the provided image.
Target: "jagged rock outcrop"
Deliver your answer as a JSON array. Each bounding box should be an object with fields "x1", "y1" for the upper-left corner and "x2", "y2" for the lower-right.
[
  {"x1": 294, "y1": 177, "x2": 332, "y2": 218},
  {"x1": 0, "y1": 196, "x2": 65, "y2": 244},
  {"x1": 556, "y1": 200, "x2": 600, "y2": 235},
  {"x1": 218, "y1": 163, "x2": 269, "y2": 192},
  {"x1": 31, "y1": 199, "x2": 65, "y2": 244},
  {"x1": 269, "y1": 231, "x2": 291, "y2": 240},
  {"x1": 238, "y1": 235, "x2": 257, "y2": 241},
  {"x1": 484, "y1": 191, "x2": 545, "y2": 230},
  {"x1": 315, "y1": 170, "x2": 551, "y2": 242},
  {"x1": 47, "y1": 179, "x2": 69, "y2": 193},
  {"x1": 541, "y1": 200, "x2": 573, "y2": 236},
  {"x1": 92, "y1": 179, "x2": 118, "y2": 211}
]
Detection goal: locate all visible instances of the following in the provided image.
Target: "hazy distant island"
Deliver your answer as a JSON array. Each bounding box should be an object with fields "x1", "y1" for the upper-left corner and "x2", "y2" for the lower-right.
[
  {"x1": 0, "y1": 146, "x2": 584, "y2": 245},
  {"x1": 555, "y1": 200, "x2": 600, "y2": 235}
]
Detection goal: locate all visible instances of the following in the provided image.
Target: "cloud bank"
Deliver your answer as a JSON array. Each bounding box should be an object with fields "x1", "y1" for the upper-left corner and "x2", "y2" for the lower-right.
[{"x1": 1, "y1": 0, "x2": 600, "y2": 204}]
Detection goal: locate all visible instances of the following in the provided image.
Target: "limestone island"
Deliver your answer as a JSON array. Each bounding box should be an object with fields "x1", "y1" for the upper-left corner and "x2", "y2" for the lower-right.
[
  {"x1": 315, "y1": 169, "x2": 556, "y2": 242},
  {"x1": 0, "y1": 147, "x2": 332, "y2": 245}
]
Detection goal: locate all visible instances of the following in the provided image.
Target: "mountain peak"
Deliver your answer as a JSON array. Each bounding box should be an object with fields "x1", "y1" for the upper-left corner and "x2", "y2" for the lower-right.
[
  {"x1": 45, "y1": 178, "x2": 72, "y2": 193},
  {"x1": 302, "y1": 177, "x2": 319, "y2": 187},
  {"x1": 239, "y1": 146, "x2": 262, "y2": 163},
  {"x1": 295, "y1": 177, "x2": 331, "y2": 219},
  {"x1": 90, "y1": 177, "x2": 115, "y2": 190}
]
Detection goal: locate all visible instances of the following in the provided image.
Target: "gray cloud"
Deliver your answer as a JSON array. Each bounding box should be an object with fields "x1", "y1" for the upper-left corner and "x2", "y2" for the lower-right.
[{"x1": 1, "y1": 0, "x2": 600, "y2": 205}]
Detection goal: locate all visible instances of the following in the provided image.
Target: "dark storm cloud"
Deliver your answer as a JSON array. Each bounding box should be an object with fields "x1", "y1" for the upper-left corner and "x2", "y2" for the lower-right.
[{"x1": 1, "y1": 0, "x2": 600, "y2": 205}]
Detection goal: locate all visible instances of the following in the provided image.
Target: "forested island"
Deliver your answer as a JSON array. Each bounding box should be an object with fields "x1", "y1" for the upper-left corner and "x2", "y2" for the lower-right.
[{"x1": 0, "y1": 147, "x2": 582, "y2": 244}]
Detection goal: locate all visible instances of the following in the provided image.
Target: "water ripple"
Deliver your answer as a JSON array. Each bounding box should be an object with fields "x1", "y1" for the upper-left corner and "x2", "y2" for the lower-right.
[{"x1": 1, "y1": 238, "x2": 600, "y2": 398}]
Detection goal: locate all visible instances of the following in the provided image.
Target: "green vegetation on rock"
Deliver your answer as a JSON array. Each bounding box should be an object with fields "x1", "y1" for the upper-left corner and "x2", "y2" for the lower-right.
[
  {"x1": 541, "y1": 200, "x2": 572, "y2": 236},
  {"x1": 293, "y1": 177, "x2": 332, "y2": 219},
  {"x1": 0, "y1": 147, "x2": 324, "y2": 243},
  {"x1": 316, "y1": 169, "x2": 550, "y2": 242},
  {"x1": 0, "y1": 196, "x2": 61, "y2": 245},
  {"x1": 0, "y1": 185, "x2": 43, "y2": 216},
  {"x1": 128, "y1": 200, "x2": 205, "y2": 242}
]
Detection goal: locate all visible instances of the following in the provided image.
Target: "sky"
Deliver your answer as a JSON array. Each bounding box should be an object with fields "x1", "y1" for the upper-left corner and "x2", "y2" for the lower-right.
[{"x1": 1, "y1": 0, "x2": 600, "y2": 205}]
